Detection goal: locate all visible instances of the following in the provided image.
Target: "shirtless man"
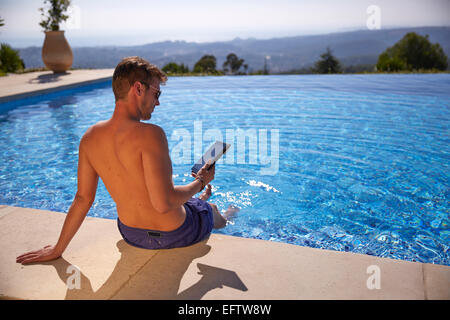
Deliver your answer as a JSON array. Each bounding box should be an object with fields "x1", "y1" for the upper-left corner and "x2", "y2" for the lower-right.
[{"x1": 16, "y1": 57, "x2": 236, "y2": 264}]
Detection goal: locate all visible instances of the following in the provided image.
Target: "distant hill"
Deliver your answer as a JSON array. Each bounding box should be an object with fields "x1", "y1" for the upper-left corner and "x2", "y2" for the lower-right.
[{"x1": 18, "y1": 27, "x2": 450, "y2": 73}]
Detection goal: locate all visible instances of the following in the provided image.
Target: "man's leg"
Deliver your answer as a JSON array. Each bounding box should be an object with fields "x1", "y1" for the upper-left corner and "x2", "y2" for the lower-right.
[
  {"x1": 208, "y1": 202, "x2": 227, "y2": 229},
  {"x1": 208, "y1": 202, "x2": 240, "y2": 229},
  {"x1": 198, "y1": 185, "x2": 240, "y2": 229}
]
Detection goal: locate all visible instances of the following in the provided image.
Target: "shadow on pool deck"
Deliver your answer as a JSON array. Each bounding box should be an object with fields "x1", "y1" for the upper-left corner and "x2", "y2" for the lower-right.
[
  {"x1": 28, "y1": 72, "x2": 72, "y2": 84},
  {"x1": 33, "y1": 240, "x2": 247, "y2": 300},
  {"x1": 0, "y1": 205, "x2": 449, "y2": 300}
]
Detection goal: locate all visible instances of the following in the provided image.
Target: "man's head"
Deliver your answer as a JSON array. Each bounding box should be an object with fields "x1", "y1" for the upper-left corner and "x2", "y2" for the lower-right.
[{"x1": 112, "y1": 57, "x2": 167, "y2": 120}]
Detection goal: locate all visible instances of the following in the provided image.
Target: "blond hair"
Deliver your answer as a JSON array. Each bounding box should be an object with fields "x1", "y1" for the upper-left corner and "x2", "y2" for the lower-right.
[{"x1": 112, "y1": 56, "x2": 167, "y2": 101}]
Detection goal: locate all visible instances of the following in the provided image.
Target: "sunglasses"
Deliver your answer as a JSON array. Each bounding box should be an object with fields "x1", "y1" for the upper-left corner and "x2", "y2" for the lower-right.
[{"x1": 140, "y1": 82, "x2": 161, "y2": 99}]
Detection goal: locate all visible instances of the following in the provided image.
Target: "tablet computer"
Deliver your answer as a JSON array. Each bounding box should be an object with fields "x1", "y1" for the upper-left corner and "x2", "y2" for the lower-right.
[{"x1": 191, "y1": 141, "x2": 231, "y2": 174}]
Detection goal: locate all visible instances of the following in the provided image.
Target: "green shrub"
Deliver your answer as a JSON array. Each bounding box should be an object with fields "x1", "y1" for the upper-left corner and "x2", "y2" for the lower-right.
[
  {"x1": 376, "y1": 52, "x2": 406, "y2": 72},
  {"x1": 377, "y1": 32, "x2": 448, "y2": 72},
  {"x1": 162, "y1": 62, "x2": 189, "y2": 74},
  {"x1": 0, "y1": 43, "x2": 25, "y2": 73}
]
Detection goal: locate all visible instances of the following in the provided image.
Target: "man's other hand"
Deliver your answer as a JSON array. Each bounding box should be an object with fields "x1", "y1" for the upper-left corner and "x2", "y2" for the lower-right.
[{"x1": 16, "y1": 245, "x2": 61, "y2": 265}]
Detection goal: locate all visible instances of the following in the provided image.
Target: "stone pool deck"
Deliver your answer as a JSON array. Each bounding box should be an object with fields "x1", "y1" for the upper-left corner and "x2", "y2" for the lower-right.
[
  {"x1": 0, "y1": 70, "x2": 449, "y2": 300},
  {"x1": 0, "y1": 205, "x2": 449, "y2": 300},
  {"x1": 0, "y1": 69, "x2": 114, "y2": 103}
]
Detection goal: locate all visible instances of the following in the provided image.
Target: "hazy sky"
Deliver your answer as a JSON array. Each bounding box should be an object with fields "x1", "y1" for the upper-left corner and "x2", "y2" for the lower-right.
[{"x1": 1, "y1": 0, "x2": 449, "y2": 47}]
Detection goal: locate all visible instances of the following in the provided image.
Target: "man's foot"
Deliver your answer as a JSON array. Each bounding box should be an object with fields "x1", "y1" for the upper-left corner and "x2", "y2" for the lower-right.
[
  {"x1": 224, "y1": 205, "x2": 240, "y2": 220},
  {"x1": 198, "y1": 184, "x2": 212, "y2": 201}
]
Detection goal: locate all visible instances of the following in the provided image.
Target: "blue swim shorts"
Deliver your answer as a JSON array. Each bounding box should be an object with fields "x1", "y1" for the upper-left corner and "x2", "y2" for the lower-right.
[{"x1": 117, "y1": 197, "x2": 214, "y2": 250}]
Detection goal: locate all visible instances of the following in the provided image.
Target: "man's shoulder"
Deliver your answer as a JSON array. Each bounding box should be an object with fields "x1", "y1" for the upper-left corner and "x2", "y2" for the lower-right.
[
  {"x1": 139, "y1": 122, "x2": 166, "y2": 139},
  {"x1": 81, "y1": 121, "x2": 105, "y2": 140},
  {"x1": 138, "y1": 123, "x2": 168, "y2": 151},
  {"x1": 86, "y1": 120, "x2": 108, "y2": 131},
  {"x1": 79, "y1": 121, "x2": 112, "y2": 150}
]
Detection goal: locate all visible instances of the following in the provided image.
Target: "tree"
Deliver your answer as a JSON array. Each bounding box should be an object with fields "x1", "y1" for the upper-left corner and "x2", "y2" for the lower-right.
[
  {"x1": 193, "y1": 55, "x2": 217, "y2": 74},
  {"x1": 223, "y1": 53, "x2": 248, "y2": 75},
  {"x1": 0, "y1": 44, "x2": 25, "y2": 73},
  {"x1": 162, "y1": 62, "x2": 189, "y2": 74},
  {"x1": 0, "y1": 16, "x2": 4, "y2": 27},
  {"x1": 376, "y1": 32, "x2": 448, "y2": 71},
  {"x1": 39, "y1": 0, "x2": 71, "y2": 31},
  {"x1": 263, "y1": 56, "x2": 270, "y2": 75},
  {"x1": 314, "y1": 47, "x2": 342, "y2": 74}
]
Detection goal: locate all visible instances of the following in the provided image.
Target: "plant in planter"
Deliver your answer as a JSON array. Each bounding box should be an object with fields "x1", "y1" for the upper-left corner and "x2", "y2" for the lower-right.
[{"x1": 39, "y1": 0, "x2": 73, "y2": 73}]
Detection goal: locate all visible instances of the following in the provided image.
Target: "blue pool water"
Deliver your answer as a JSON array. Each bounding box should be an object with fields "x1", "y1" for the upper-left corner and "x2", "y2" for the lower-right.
[{"x1": 1, "y1": 74, "x2": 449, "y2": 265}]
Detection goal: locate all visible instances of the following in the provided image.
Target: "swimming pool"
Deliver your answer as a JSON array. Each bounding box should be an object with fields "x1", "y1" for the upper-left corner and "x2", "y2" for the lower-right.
[{"x1": 1, "y1": 74, "x2": 449, "y2": 265}]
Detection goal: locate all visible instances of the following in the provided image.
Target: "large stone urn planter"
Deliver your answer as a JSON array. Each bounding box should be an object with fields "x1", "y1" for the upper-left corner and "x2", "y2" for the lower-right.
[{"x1": 42, "y1": 31, "x2": 73, "y2": 73}]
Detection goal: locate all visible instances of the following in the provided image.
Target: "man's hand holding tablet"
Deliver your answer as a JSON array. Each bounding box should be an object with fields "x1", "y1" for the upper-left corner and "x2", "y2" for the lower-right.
[
  {"x1": 191, "y1": 141, "x2": 230, "y2": 192},
  {"x1": 191, "y1": 162, "x2": 215, "y2": 192}
]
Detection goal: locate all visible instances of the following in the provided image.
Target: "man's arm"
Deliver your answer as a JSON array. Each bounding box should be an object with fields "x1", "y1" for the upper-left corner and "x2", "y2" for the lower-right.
[
  {"x1": 16, "y1": 134, "x2": 99, "y2": 264},
  {"x1": 141, "y1": 125, "x2": 214, "y2": 214},
  {"x1": 52, "y1": 136, "x2": 99, "y2": 254}
]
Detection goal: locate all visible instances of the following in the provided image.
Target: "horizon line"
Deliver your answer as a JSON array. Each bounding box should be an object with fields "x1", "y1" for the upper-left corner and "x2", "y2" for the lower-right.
[{"x1": 6, "y1": 24, "x2": 450, "y2": 49}]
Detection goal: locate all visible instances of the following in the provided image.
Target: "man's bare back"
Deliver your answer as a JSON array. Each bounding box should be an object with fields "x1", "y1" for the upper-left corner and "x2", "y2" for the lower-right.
[{"x1": 83, "y1": 119, "x2": 186, "y2": 231}]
